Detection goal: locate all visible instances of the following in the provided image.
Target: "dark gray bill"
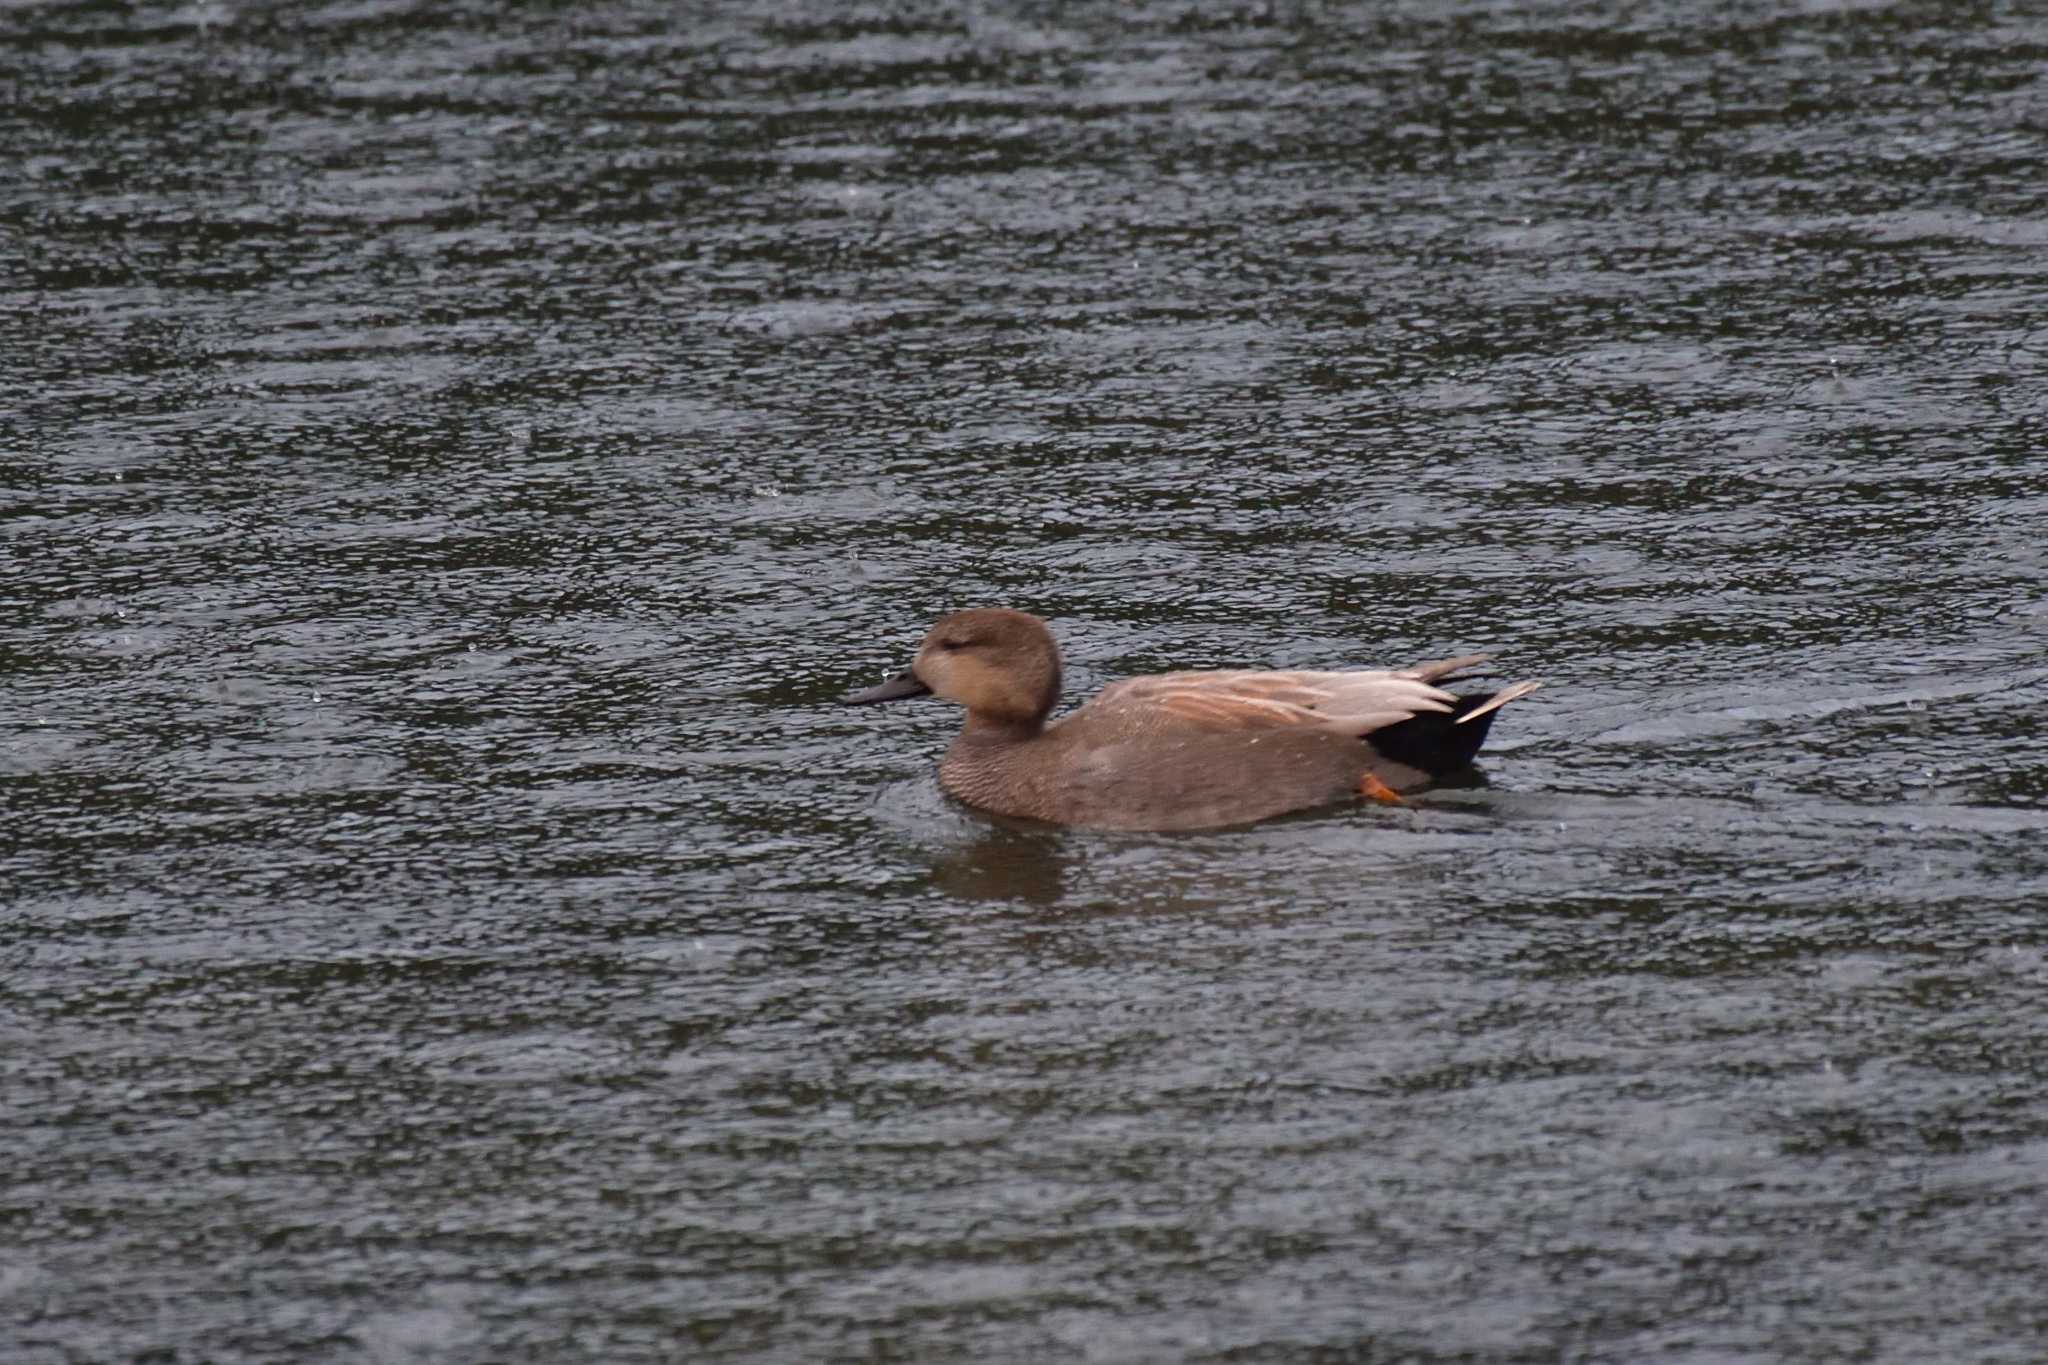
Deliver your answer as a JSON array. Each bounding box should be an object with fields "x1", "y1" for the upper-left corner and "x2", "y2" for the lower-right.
[{"x1": 841, "y1": 670, "x2": 931, "y2": 704}]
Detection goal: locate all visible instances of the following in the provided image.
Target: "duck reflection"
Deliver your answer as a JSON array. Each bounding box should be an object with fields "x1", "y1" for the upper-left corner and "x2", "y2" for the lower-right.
[{"x1": 923, "y1": 822, "x2": 1070, "y2": 904}]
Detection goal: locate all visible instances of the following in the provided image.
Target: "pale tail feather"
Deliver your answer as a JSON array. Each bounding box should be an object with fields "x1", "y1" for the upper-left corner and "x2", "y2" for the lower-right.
[{"x1": 1454, "y1": 679, "x2": 1543, "y2": 724}]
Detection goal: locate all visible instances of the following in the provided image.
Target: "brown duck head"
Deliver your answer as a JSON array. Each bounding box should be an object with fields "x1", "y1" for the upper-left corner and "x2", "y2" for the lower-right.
[{"x1": 842, "y1": 607, "x2": 1063, "y2": 735}]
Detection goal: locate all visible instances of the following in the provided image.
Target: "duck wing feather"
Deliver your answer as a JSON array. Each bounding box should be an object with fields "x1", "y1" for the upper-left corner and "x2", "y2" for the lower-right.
[{"x1": 1078, "y1": 663, "x2": 1469, "y2": 738}]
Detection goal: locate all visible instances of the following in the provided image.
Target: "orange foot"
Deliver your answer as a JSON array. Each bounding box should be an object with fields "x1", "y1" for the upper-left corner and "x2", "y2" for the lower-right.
[{"x1": 1357, "y1": 772, "x2": 1405, "y2": 806}]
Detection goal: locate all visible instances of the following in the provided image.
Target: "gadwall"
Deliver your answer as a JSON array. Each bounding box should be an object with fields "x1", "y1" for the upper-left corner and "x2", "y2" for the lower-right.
[{"x1": 843, "y1": 608, "x2": 1540, "y2": 831}]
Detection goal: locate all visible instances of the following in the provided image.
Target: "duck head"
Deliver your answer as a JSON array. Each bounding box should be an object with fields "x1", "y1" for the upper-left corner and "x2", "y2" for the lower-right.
[{"x1": 842, "y1": 608, "x2": 1062, "y2": 733}]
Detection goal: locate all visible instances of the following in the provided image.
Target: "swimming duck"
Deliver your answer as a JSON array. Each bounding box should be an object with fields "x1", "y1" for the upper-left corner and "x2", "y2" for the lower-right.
[{"x1": 843, "y1": 608, "x2": 1540, "y2": 831}]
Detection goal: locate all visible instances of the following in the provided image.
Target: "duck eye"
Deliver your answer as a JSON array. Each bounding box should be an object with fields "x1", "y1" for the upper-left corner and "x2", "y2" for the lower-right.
[{"x1": 938, "y1": 637, "x2": 967, "y2": 652}]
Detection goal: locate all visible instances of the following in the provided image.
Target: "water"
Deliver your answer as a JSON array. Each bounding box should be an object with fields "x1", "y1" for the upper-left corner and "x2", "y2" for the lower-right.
[{"x1": 5, "y1": 1, "x2": 2046, "y2": 1360}]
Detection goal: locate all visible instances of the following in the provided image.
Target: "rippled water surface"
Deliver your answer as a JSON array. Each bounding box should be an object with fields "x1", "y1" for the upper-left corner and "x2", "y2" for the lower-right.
[{"x1": 6, "y1": 1, "x2": 2047, "y2": 1360}]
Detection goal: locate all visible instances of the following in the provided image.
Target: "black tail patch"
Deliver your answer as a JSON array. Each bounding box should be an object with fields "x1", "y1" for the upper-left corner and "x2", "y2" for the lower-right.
[{"x1": 1365, "y1": 694, "x2": 1504, "y2": 777}]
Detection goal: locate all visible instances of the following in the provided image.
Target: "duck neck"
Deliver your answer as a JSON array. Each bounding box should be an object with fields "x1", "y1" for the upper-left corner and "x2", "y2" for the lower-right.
[{"x1": 959, "y1": 710, "x2": 1045, "y2": 745}]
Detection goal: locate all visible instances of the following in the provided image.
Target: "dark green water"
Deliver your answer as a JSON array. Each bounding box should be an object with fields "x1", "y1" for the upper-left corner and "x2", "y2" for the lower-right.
[{"x1": 5, "y1": 2, "x2": 2046, "y2": 1361}]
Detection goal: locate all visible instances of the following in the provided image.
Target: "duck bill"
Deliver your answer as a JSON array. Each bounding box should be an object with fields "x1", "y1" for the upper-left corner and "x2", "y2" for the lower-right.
[{"x1": 841, "y1": 670, "x2": 931, "y2": 704}]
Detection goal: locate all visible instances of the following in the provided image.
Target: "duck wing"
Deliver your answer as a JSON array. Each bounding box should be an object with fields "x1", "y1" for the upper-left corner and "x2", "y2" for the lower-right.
[{"x1": 1077, "y1": 655, "x2": 1504, "y2": 737}]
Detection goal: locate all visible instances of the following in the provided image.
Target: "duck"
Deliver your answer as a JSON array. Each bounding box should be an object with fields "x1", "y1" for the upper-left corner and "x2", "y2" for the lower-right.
[{"x1": 843, "y1": 608, "x2": 1540, "y2": 831}]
